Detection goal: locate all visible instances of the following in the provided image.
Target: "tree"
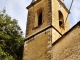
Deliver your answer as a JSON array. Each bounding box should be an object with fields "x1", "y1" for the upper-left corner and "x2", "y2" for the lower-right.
[
  {"x1": 0, "y1": 47, "x2": 14, "y2": 60},
  {"x1": 0, "y1": 8, "x2": 24, "y2": 60}
]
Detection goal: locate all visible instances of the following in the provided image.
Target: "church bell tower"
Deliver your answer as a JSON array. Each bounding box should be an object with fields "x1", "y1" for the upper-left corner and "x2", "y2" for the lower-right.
[{"x1": 23, "y1": 0, "x2": 70, "y2": 60}]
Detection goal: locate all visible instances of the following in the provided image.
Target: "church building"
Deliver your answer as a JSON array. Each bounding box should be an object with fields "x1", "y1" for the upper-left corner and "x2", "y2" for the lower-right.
[{"x1": 23, "y1": 0, "x2": 80, "y2": 60}]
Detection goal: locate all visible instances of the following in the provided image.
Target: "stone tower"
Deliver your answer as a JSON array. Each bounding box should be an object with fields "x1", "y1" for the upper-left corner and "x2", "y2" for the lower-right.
[{"x1": 23, "y1": 0, "x2": 70, "y2": 60}]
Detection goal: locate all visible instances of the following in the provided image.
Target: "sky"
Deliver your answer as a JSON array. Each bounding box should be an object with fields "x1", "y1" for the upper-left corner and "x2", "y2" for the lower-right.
[{"x1": 0, "y1": 0, "x2": 80, "y2": 36}]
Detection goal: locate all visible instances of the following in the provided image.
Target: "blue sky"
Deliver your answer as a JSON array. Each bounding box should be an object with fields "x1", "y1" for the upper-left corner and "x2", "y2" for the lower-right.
[{"x1": 0, "y1": 0, "x2": 80, "y2": 36}]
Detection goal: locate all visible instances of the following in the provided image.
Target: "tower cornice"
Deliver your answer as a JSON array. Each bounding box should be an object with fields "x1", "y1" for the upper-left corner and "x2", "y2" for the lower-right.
[
  {"x1": 24, "y1": 25, "x2": 62, "y2": 41},
  {"x1": 26, "y1": 0, "x2": 41, "y2": 9},
  {"x1": 57, "y1": 0, "x2": 70, "y2": 14}
]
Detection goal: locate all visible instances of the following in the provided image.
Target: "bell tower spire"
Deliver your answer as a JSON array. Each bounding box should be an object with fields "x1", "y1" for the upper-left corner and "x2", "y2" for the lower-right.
[{"x1": 31, "y1": 0, "x2": 36, "y2": 3}]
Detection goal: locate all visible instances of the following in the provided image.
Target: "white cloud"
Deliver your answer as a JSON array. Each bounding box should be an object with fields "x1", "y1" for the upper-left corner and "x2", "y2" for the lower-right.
[{"x1": 68, "y1": 0, "x2": 80, "y2": 27}]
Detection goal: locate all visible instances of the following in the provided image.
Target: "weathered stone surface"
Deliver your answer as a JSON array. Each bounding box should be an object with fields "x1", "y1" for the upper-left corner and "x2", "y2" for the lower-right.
[
  {"x1": 51, "y1": 0, "x2": 70, "y2": 34},
  {"x1": 26, "y1": 0, "x2": 51, "y2": 37},
  {"x1": 52, "y1": 24, "x2": 80, "y2": 60},
  {"x1": 23, "y1": 29, "x2": 52, "y2": 60}
]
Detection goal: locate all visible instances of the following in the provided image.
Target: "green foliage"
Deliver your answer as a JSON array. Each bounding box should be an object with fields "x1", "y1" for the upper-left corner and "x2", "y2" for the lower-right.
[
  {"x1": 0, "y1": 47, "x2": 14, "y2": 60},
  {"x1": 0, "y1": 8, "x2": 24, "y2": 60}
]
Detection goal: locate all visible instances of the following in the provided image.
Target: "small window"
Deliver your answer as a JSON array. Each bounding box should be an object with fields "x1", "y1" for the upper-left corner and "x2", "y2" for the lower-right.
[
  {"x1": 33, "y1": 8, "x2": 43, "y2": 29},
  {"x1": 58, "y1": 11, "x2": 64, "y2": 28},
  {"x1": 38, "y1": 12, "x2": 42, "y2": 26}
]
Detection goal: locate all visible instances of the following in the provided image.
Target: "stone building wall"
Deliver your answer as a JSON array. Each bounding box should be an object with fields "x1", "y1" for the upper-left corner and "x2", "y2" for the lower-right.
[
  {"x1": 51, "y1": 0, "x2": 70, "y2": 34},
  {"x1": 26, "y1": 0, "x2": 52, "y2": 37},
  {"x1": 52, "y1": 22, "x2": 80, "y2": 60},
  {"x1": 23, "y1": 28, "x2": 52, "y2": 60}
]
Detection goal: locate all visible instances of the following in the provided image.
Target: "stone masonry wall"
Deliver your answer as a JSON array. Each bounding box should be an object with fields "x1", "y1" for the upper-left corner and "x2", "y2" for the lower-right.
[
  {"x1": 26, "y1": 0, "x2": 52, "y2": 37},
  {"x1": 23, "y1": 28, "x2": 52, "y2": 60},
  {"x1": 52, "y1": 24, "x2": 80, "y2": 60},
  {"x1": 51, "y1": 0, "x2": 70, "y2": 34}
]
